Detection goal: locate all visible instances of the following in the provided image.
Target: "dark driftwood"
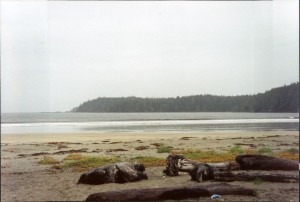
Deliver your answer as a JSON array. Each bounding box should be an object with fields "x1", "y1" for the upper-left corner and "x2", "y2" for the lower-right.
[
  {"x1": 235, "y1": 154, "x2": 299, "y2": 170},
  {"x1": 86, "y1": 183, "x2": 256, "y2": 201},
  {"x1": 78, "y1": 162, "x2": 148, "y2": 185},
  {"x1": 214, "y1": 171, "x2": 299, "y2": 183}
]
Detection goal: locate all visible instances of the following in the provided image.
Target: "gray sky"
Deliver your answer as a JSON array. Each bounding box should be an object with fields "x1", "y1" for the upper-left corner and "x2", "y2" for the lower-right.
[{"x1": 1, "y1": 1, "x2": 299, "y2": 113}]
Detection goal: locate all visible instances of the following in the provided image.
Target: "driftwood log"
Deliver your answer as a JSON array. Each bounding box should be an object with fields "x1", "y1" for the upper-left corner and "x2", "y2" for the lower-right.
[
  {"x1": 163, "y1": 154, "x2": 240, "y2": 182},
  {"x1": 214, "y1": 171, "x2": 299, "y2": 183},
  {"x1": 86, "y1": 183, "x2": 256, "y2": 201},
  {"x1": 163, "y1": 155, "x2": 217, "y2": 181},
  {"x1": 78, "y1": 162, "x2": 148, "y2": 185},
  {"x1": 235, "y1": 154, "x2": 299, "y2": 170}
]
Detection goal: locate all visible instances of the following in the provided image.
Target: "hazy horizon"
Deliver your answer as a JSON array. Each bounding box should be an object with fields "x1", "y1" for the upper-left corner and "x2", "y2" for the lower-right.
[{"x1": 1, "y1": 1, "x2": 299, "y2": 113}]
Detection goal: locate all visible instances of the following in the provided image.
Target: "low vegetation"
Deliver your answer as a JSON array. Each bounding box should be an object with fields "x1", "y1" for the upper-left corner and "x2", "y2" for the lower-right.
[
  {"x1": 253, "y1": 178, "x2": 264, "y2": 185},
  {"x1": 131, "y1": 156, "x2": 165, "y2": 167},
  {"x1": 61, "y1": 154, "x2": 120, "y2": 172},
  {"x1": 230, "y1": 145, "x2": 245, "y2": 154},
  {"x1": 172, "y1": 147, "x2": 298, "y2": 163},
  {"x1": 257, "y1": 147, "x2": 273, "y2": 154},
  {"x1": 172, "y1": 149, "x2": 237, "y2": 163},
  {"x1": 157, "y1": 146, "x2": 173, "y2": 153},
  {"x1": 39, "y1": 156, "x2": 60, "y2": 165},
  {"x1": 45, "y1": 147, "x2": 298, "y2": 171},
  {"x1": 274, "y1": 148, "x2": 299, "y2": 160}
]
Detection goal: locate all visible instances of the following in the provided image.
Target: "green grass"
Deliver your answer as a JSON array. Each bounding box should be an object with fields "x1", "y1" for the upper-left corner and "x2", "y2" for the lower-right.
[
  {"x1": 39, "y1": 156, "x2": 60, "y2": 165},
  {"x1": 229, "y1": 145, "x2": 245, "y2": 154},
  {"x1": 62, "y1": 154, "x2": 120, "y2": 172},
  {"x1": 131, "y1": 156, "x2": 165, "y2": 167},
  {"x1": 172, "y1": 149, "x2": 237, "y2": 163},
  {"x1": 157, "y1": 147, "x2": 172, "y2": 153},
  {"x1": 63, "y1": 153, "x2": 85, "y2": 161},
  {"x1": 257, "y1": 147, "x2": 273, "y2": 154},
  {"x1": 253, "y1": 178, "x2": 264, "y2": 185},
  {"x1": 287, "y1": 148, "x2": 299, "y2": 155},
  {"x1": 44, "y1": 147, "x2": 298, "y2": 172}
]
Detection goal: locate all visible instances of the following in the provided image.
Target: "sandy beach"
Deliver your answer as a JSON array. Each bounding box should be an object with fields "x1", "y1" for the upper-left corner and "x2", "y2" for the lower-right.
[{"x1": 1, "y1": 131, "x2": 299, "y2": 201}]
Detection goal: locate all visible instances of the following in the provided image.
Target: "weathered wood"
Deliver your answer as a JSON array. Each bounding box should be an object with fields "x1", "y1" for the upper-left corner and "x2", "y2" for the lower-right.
[
  {"x1": 78, "y1": 162, "x2": 148, "y2": 185},
  {"x1": 86, "y1": 183, "x2": 256, "y2": 201},
  {"x1": 214, "y1": 171, "x2": 299, "y2": 183},
  {"x1": 235, "y1": 154, "x2": 299, "y2": 170}
]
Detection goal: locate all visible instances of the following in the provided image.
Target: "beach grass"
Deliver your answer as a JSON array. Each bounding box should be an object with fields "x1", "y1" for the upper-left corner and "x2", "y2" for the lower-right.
[
  {"x1": 274, "y1": 148, "x2": 299, "y2": 160},
  {"x1": 257, "y1": 147, "x2": 273, "y2": 154},
  {"x1": 131, "y1": 156, "x2": 165, "y2": 167},
  {"x1": 172, "y1": 149, "x2": 237, "y2": 163},
  {"x1": 157, "y1": 146, "x2": 173, "y2": 153},
  {"x1": 253, "y1": 178, "x2": 264, "y2": 185},
  {"x1": 39, "y1": 156, "x2": 60, "y2": 165},
  {"x1": 172, "y1": 148, "x2": 298, "y2": 163},
  {"x1": 62, "y1": 154, "x2": 120, "y2": 172},
  {"x1": 229, "y1": 145, "x2": 245, "y2": 154},
  {"x1": 47, "y1": 147, "x2": 298, "y2": 172}
]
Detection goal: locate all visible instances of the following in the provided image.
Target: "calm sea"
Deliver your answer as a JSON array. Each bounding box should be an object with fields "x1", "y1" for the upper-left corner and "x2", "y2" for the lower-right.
[{"x1": 1, "y1": 112, "x2": 299, "y2": 134}]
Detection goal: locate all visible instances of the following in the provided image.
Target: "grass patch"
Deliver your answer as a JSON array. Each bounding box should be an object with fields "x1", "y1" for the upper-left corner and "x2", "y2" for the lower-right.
[
  {"x1": 229, "y1": 145, "x2": 245, "y2": 154},
  {"x1": 63, "y1": 155, "x2": 120, "y2": 172},
  {"x1": 157, "y1": 147, "x2": 172, "y2": 153},
  {"x1": 287, "y1": 148, "x2": 299, "y2": 155},
  {"x1": 64, "y1": 153, "x2": 85, "y2": 161},
  {"x1": 172, "y1": 149, "x2": 237, "y2": 163},
  {"x1": 275, "y1": 148, "x2": 299, "y2": 160},
  {"x1": 39, "y1": 156, "x2": 60, "y2": 165},
  {"x1": 131, "y1": 156, "x2": 165, "y2": 167},
  {"x1": 171, "y1": 147, "x2": 299, "y2": 163},
  {"x1": 257, "y1": 147, "x2": 273, "y2": 154},
  {"x1": 253, "y1": 178, "x2": 264, "y2": 185}
]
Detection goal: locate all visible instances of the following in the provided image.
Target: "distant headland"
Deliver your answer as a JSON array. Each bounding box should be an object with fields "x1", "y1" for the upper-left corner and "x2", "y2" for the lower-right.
[{"x1": 71, "y1": 82, "x2": 299, "y2": 113}]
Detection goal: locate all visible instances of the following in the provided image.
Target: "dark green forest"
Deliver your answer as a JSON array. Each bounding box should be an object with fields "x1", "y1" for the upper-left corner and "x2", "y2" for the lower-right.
[{"x1": 71, "y1": 82, "x2": 299, "y2": 113}]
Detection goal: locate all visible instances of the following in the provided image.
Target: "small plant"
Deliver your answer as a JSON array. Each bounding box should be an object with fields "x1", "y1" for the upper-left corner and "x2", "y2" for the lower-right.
[
  {"x1": 157, "y1": 147, "x2": 172, "y2": 153},
  {"x1": 253, "y1": 178, "x2": 263, "y2": 185},
  {"x1": 257, "y1": 147, "x2": 273, "y2": 154},
  {"x1": 39, "y1": 156, "x2": 60, "y2": 165},
  {"x1": 287, "y1": 148, "x2": 298, "y2": 155},
  {"x1": 230, "y1": 145, "x2": 244, "y2": 154},
  {"x1": 64, "y1": 153, "x2": 84, "y2": 161}
]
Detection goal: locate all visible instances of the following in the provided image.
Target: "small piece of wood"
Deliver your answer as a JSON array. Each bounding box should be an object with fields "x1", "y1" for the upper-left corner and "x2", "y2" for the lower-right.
[
  {"x1": 235, "y1": 154, "x2": 299, "y2": 170},
  {"x1": 214, "y1": 171, "x2": 299, "y2": 183},
  {"x1": 86, "y1": 183, "x2": 256, "y2": 201}
]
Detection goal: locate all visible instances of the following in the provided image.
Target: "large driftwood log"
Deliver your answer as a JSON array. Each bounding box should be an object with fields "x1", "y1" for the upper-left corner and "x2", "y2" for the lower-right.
[
  {"x1": 235, "y1": 154, "x2": 299, "y2": 170},
  {"x1": 214, "y1": 171, "x2": 299, "y2": 183},
  {"x1": 86, "y1": 183, "x2": 256, "y2": 201}
]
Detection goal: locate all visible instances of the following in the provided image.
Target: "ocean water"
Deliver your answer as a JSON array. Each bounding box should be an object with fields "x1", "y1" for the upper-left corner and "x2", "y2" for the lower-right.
[{"x1": 1, "y1": 112, "x2": 299, "y2": 134}]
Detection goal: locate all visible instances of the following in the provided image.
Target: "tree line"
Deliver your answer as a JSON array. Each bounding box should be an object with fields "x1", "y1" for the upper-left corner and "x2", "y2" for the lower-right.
[{"x1": 71, "y1": 82, "x2": 299, "y2": 113}]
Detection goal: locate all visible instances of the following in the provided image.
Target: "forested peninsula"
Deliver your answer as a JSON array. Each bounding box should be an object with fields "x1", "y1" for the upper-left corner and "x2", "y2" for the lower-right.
[{"x1": 71, "y1": 82, "x2": 299, "y2": 113}]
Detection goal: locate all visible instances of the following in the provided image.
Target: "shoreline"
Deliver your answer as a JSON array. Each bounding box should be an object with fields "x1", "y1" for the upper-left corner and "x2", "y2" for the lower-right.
[{"x1": 2, "y1": 130, "x2": 298, "y2": 144}]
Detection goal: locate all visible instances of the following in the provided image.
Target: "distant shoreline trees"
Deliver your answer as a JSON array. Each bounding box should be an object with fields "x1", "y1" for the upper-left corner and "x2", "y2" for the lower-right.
[{"x1": 71, "y1": 82, "x2": 299, "y2": 113}]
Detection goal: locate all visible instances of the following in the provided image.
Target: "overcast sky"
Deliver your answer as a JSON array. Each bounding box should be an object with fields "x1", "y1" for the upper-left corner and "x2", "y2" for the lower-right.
[{"x1": 1, "y1": 1, "x2": 299, "y2": 113}]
